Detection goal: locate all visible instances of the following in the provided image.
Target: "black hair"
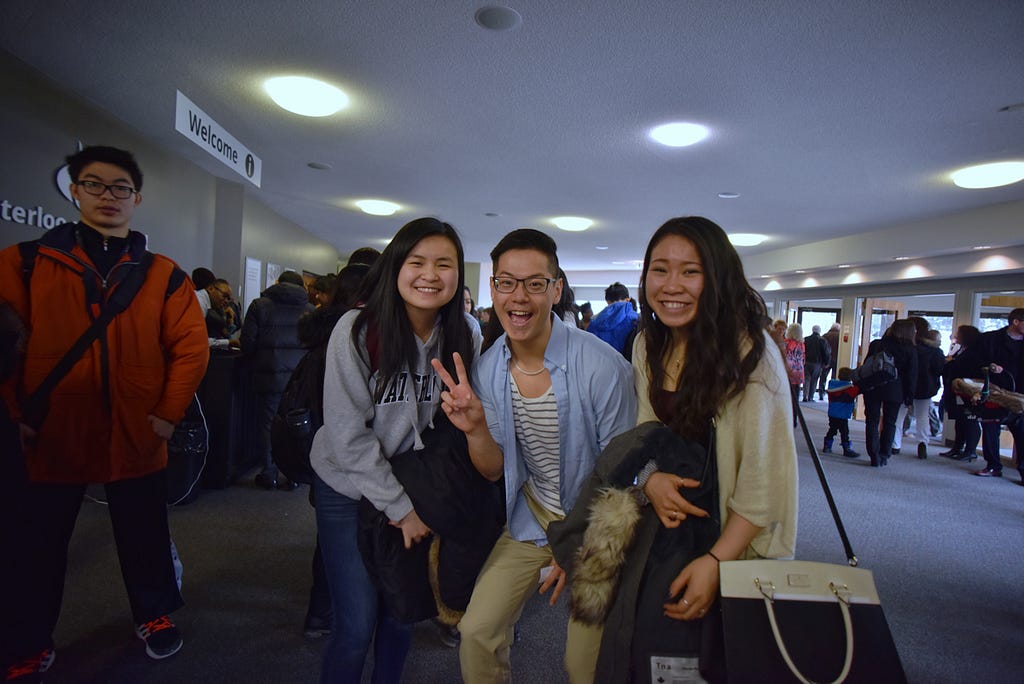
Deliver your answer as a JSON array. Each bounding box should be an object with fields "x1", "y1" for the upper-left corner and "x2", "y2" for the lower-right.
[
  {"x1": 354, "y1": 217, "x2": 475, "y2": 401},
  {"x1": 66, "y1": 146, "x2": 143, "y2": 190},
  {"x1": 331, "y1": 263, "x2": 372, "y2": 312},
  {"x1": 604, "y1": 282, "x2": 629, "y2": 302},
  {"x1": 347, "y1": 247, "x2": 382, "y2": 268},
  {"x1": 278, "y1": 271, "x2": 305, "y2": 287},
  {"x1": 553, "y1": 268, "x2": 579, "y2": 325},
  {"x1": 1009, "y1": 308, "x2": 1024, "y2": 325},
  {"x1": 490, "y1": 228, "x2": 559, "y2": 276},
  {"x1": 955, "y1": 324, "x2": 982, "y2": 348},
  {"x1": 191, "y1": 267, "x2": 216, "y2": 290},
  {"x1": 639, "y1": 216, "x2": 767, "y2": 439}
]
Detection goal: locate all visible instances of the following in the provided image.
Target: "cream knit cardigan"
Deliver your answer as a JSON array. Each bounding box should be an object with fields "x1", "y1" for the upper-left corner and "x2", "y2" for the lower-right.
[{"x1": 633, "y1": 329, "x2": 798, "y2": 559}]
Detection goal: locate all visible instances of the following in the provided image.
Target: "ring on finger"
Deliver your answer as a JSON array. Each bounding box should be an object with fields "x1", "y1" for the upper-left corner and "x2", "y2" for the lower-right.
[{"x1": 681, "y1": 598, "x2": 690, "y2": 606}]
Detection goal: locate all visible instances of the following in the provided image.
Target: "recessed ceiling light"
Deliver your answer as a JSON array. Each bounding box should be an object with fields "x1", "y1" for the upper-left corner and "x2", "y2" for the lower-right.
[
  {"x1": 718, "y1": 192, "x2": 740, "y2": 199},
  {"x1": 728, "y1": 233, "x2": 767, "y2": 247},
  {"x1": 760, "y1": 274, "x2": 774, "y2": 279},
  {"x1": 971, "y1": 245, "x2": 992, "y2": 250},
  {"x1": 595, "y1": 245, "x2": 609, "y2": 250},
  {"x1": 794, "y1": 270, "x2": 806, "y2": 274},
  {"x1": 307, "y1": 162, "x2": 332, "y2": 170},
  {"x1": 649, "y1": 122, "x2": 710, "y2": 148},
  {"x1": 475, "y1": 6, "x2": 522, "y2": 31},
  {"x1": 264, "y1": 76, "x2": 349, "y2": 117},
  {"x1": 893, "y1": 256, "x2": 910, "y2": 261},
  {"x1": 551, "y1": 216, "x2": 593, "y2": 232},
  {"x1": 837, "y1": 264, "x2": 851, "y2": 268},
  {"x1": 355, "y1": 199, "x2": 400, "y2": 216},
  {"x1": 950, "y1": 161, "x2": 1024, "y2": 189}
]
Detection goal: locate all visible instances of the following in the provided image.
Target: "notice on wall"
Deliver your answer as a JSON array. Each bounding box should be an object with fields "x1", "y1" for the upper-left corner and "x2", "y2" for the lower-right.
[
  {"x1": 266, "y1": 262, "x2": 283, "y2": 289},
  {"x1": 175, "y1": 90, "x2": 262, "y2": 187},
  {"x1": 244, "y1": 257, "x2": 262, "y2": 315}
]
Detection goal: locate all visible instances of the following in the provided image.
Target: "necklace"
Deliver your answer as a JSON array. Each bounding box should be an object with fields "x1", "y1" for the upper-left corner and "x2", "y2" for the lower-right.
[{"x1": 512, "y1": 357, "x2": 546, "y2": 376}]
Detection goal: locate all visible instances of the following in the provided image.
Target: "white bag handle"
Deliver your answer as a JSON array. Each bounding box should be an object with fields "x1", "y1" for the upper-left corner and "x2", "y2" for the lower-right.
[{"x1": 757, "y1": 578, "x2": 854, "y2": 684}]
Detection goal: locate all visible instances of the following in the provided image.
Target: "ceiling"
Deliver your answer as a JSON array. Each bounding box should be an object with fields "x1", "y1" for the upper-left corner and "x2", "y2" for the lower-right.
[{"x1": 2, "y1": 1, "x2": 1023, "y2": 273}]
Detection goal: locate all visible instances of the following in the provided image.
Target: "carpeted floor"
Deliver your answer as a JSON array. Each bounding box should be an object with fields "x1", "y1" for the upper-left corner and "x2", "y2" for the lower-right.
[{"x1": 33, "y1": 401, "x2": 1024, "y2": 683}]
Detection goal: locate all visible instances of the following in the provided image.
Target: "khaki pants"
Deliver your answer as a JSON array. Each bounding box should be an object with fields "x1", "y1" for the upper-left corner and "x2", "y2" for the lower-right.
[{"x1": 459, "y1": 494, "x2": 603, "y2": 684}]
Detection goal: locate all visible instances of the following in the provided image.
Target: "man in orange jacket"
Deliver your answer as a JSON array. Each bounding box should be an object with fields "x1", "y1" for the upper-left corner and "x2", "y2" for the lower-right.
[{"x1": 0, "y1": 146, "x2": 209, "y2": 679}]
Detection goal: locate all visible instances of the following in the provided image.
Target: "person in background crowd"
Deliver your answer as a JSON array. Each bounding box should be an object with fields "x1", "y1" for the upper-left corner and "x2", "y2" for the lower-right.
[
  {"x1": 574, "y1": 216, "x2": 797, "y2": 679},
  {"x1": 893, "y1": 317, "x2": 930, "y2": 455},
  {"x1": 553, "y1": 268, "x2": 580, "y2": 328},
  {"x1": 587, "y1": 282, "x2": 638, "y2": 356},
  {"x1": 194, "y1": 276, "x2": 239, "y2": 350},
  {"x1": 824, "y1": 367, "x2": 860, "y2": 458},
  {"x1": 862, "y1": 320, "x2": 918, "y2": 468},
  {"x1": 293, "y1": 253, "x2": 380, "y2": 640},
  {"x1": 205, "y1": 278, "x2": 239, "y2": 339},
  {"x1": 579, "y1": 301, "x2": 593, "y2": 330},
  {"x1": 464, "y1": 286, "x2": 482, "y2": 329},
  {"x1": 432, "y1": 228, "x2": 636, "y2": 684},
  {"x1": 964, "y1": 308, "x2": 1024, "y2": 480},
  {"x1": 311, "y1": 274, "x2": 337, "y2": 308},
  {"x1": 191, "y1": 267, "x2": 216, "y2": 290},
  {"x1": 939, "y1": 324, "x2": 982, "y2": 462},
  {"x1": 310, "y1": 218, "x2": 481, "y2": 684},
  {"x1": 783, "y1": 323, "x2": 805, "y2": 427},
  {"x1": 241, "y1": 270, "x2": 315, "y2": 490},
  {"x1": 0, "y1": 145, "x2": 209, "y2": 674},
  {"x1": 802, "y1": 324, "x2": 830, "y2": 402},
  {"x1": 904, "y1": 328, "x2": 944, "y2": 460},
  {"x1": 819, "y1": 323, "x2": 841, "y2": 397}
]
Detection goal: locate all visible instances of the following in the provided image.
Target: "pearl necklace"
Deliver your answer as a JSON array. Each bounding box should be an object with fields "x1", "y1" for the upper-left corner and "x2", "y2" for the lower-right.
[{"x1": 512, "y1": 357, "x2": 546, "y2": 376}]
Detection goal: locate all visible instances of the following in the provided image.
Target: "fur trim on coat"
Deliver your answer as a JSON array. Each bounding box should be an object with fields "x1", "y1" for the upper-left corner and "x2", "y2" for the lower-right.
[{"x1": 570, "y1": 486, "x2": 644, "y2": 626}]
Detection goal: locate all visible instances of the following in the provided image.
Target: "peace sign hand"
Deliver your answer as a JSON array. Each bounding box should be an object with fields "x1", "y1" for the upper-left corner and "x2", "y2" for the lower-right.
[{"x1": 432, "y1": 353, "x2": 486, "y2": 437}]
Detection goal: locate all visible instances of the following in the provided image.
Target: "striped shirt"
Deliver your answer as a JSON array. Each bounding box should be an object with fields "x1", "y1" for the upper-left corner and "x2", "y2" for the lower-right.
[{"x1": 510, "y1": 376, "x2": 563, "y2": 516}]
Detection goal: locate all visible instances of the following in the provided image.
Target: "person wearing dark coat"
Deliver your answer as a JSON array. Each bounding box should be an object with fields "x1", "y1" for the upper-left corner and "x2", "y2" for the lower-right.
[
  {"x1": 862, "y1": 319, "x2": 918, "y2": 468},
  {"x1": 802, "y1": 325, "x2": 830, "y2": 402},
  {"x1": 939, "y1": 325, "x2": 982, "y2": 462},
  {"x1": 903, "y1": 330, "x2": 945, "y2": 459},
  {"x1": 962, "y1": 308, "x2": 1024, "y2": 479},
  {"x1": 240, "y1": 270, "x2": 315, "y2": 489},
  {"x1": 818, "y1": 323, "x2": 841, "y2": 397}
]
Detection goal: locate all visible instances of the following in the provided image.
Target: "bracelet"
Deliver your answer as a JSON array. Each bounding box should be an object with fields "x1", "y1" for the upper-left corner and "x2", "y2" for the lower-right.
[{"x1": 707, "y1": 550, "x2": 721, "y2": 563}]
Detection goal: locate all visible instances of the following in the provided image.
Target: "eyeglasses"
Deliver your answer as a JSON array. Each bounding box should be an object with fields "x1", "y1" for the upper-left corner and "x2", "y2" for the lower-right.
[
  {"x1": 491, "y1": 276, "x2": 557, "y2": 294},
  {"x1": 75, "y1": 180, "x2": 138, "y2": 200}
]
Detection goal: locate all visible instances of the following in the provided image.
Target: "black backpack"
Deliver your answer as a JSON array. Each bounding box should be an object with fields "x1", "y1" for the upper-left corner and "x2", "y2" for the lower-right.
[
  {"x1": 270, "y1": 345, "x2": 327, "y2": 485},
  {"x1": 271, "y1": 319, "x2": 379, "y2": 484}
]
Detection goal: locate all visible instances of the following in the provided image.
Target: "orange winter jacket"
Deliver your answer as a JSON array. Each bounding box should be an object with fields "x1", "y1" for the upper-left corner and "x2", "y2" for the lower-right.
[{"x1": 0, "y1": 223, "x2": 209, "y2": 483}]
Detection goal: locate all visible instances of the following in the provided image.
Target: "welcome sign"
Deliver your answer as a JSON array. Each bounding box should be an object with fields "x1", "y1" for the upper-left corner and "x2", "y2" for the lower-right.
[{"x1": 175, "y1": 90, "x2": 262, "y2": 187}]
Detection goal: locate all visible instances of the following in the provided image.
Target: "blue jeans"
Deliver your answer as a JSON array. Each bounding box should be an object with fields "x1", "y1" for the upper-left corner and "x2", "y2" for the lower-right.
[{"x1": 313, "y1": 475, "x2": 412, "y2": 684}]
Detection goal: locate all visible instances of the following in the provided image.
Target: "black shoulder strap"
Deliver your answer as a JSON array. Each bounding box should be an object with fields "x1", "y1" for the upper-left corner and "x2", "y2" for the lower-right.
[
  {"x1": 18, "y1": 240, "x2": 40, "y2": 288},
  {"x1": 166, "y1": 265, "x2": 187, "y2": 299},
  {"x1": 21, "y1": 251, "x2": 156, "y2": 429}
]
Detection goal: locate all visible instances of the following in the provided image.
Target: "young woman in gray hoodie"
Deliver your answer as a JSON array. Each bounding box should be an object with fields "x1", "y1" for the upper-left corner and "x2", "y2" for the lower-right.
[{"x1": 309, "y1": 218, "x2": 481, "y2": 684}]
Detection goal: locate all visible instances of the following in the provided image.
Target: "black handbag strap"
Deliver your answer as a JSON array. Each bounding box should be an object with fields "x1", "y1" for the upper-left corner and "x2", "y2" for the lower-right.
[
  {"x1": 21, "y1": 251, "x2": 155, "y2": 429},
  {"x1": 793, "y1": 400, "x2": 858, "y2": 566}
]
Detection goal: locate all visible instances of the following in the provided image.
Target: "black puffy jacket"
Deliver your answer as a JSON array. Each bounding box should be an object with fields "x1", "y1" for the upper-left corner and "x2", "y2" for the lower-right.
[{"x1": 240, "y1": 282, "x2": 314, "y2": 393}]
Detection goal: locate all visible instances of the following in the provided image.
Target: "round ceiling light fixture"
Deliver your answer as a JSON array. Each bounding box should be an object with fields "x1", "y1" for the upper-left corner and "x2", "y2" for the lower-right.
[
  {"x1": 950, "y1": 161, "x2": 1024, "y2": 189},
  {"x1": 718, "y1": 192, "x2": 740, "y2": 199},
  {"x1": 264, "y1": 76, "x2": 349, "y2": 117},
  {"x1": 475, "y1": 6, "x2": 522, "y2": 31},
  {"x1": 728, "y1": 233, "x2": 767, "y2": 247},
  {"x1": 355, "y1": 199, "x2": 400, "y2": 216},
  {"x1": 649, "y1": 122, "x2": 710, "y2": 148},
  {"x1": 551, "y1": 216, "x2": 593, "y2": 232}
]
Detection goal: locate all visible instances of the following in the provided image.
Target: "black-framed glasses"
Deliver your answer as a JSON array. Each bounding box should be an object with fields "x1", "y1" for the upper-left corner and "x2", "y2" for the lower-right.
[
  {"x1": 75, "y1": 180, "x2": 137, "y2": 200},
  {"x1": 491, "y1": 276, "x2": 557, "y2": 294}
]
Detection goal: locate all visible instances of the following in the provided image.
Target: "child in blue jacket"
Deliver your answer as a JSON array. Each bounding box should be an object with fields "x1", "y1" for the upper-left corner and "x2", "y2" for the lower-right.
[{"x1": 824, "y1": 367, "x2": 860, "y2": 458}]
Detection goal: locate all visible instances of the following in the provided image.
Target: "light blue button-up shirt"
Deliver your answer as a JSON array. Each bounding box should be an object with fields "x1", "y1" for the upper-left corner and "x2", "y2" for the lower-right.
[{"x1": 472, "y1": 315, "x2": 637, "y2": 544}]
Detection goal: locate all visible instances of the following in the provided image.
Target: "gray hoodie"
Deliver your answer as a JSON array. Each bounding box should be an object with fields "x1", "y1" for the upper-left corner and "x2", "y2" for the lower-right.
[{"x1": 310, "y1": 308, "x2": 482, "y2": 521}]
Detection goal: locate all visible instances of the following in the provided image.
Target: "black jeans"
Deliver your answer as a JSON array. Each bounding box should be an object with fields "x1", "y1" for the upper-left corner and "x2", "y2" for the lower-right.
[
  {"x1": 980, "y1": 419, "x2": 1024, "y2": 473},
  {"x1": 9, "y1": 469, "x2": 183, "y2": 659},
  {"x1": 864, "y1": 396, "x2": 901, "y2": 465},
  {"x1": 825, "y1": 417, "x2": 850, "y2": 444}
]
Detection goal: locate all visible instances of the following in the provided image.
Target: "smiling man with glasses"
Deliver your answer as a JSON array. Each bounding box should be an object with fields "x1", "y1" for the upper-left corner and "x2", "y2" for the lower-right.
[{"x1": 431, "y1": 228, "x2": 636, "y2": 683}]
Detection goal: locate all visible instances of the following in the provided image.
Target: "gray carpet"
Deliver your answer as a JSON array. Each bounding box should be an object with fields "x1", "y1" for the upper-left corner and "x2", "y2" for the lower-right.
[{"x1": 39, "y1": 403, "x2": 1023, "y2": 683}]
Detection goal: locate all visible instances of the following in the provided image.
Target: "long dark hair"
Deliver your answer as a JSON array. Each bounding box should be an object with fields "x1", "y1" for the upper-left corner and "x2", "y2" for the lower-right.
[
  {"x1": 639, "y1": 216, "x2": 767, "y2": 438},
  {"x1": 353, "y1": 218, "x2": 475, "y2": 400}
]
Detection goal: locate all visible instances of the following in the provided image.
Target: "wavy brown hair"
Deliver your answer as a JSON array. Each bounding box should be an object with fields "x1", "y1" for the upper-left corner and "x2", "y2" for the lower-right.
[{"x1": 639, "y1": 217, "x2": 767, "y2": 439}]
